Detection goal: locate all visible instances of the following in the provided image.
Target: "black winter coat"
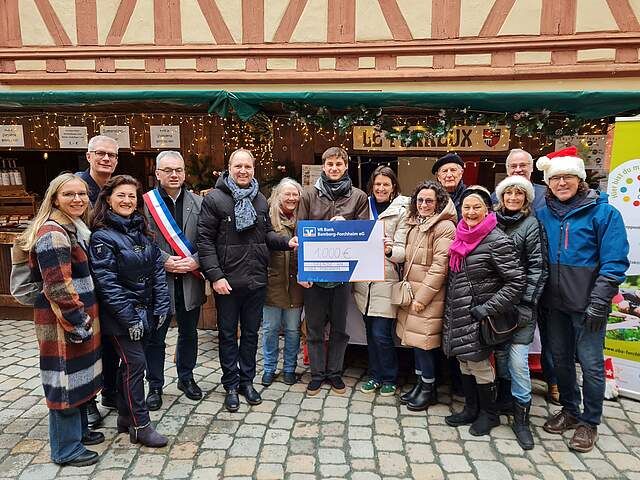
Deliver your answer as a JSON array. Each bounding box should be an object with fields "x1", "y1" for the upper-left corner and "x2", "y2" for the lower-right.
[
  {"x1": 197, "y1": 175, "x2": 291, "y2": 290},
  {"x1": 89, "y1": 211, "x2": 171, "y2": 337},
  {"x1": 442, "y1": 227, "x2": 525, "y2": 361},
  {"x1": 496, "y1": 210, "x2": 548, "y2": 344}
]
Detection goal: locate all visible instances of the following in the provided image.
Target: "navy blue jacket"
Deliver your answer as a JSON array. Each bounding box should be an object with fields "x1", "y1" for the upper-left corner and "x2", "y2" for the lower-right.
[
  {"x1": 75, "y1": 169, "x2": 101, "y2": 206},
  {"x1": 89, "y1": 211, "x2": 171, "y2": 337},
  {"x1": 537, "y1": 190, "x2": 629, "y2": 313}
]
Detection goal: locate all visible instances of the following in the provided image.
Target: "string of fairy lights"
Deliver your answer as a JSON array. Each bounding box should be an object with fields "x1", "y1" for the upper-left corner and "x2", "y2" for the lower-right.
[{"x1": 0, "y1": 111, "x2": 611, "y2": 180}]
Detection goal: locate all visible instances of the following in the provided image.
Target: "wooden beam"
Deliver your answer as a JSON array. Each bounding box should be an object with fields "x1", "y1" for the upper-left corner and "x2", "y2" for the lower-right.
[
  {"x1": 273, "y1": 0, "x2": 308, "y2": 43},
  {"x1": 34, "y1": 0, "x2": 72, "y2": 46},
  {"x1": 606, "y1": 0, "x2": 640, "y2": 32},
  {"x1": 0, "y1": 0, "x2": 22, "y2": 47},
  {"x1": 197, "y1": 0, "x2": 235, "y2": 44},
  {"x1": 479, "y1": 0, "x2": 516, "y2": 37},
  {"x1": 242, "y1": 0, "x2": 264, "y2": 43},
  {"x1": 75, "y1": 0, "x2": 98, "y2": 45},
  {"x1": 145, "y1": 58, "x2": 166, "y2": 72},
  {"x1": 196, "y1": 56, "x2": 218, "y2": 72},
  {"x1": 378, "y1": 0, "x2": 412, "y2": 41},
  {"x1": 154, "y1": 0, "x2": 182, "y2": 45},
  {"x1": 615, "y1": 47, "x2": 638, "y2": 62},
  {"x1": 491, "y1": 51, "x2": 514, "y2": 67},
  {"x1": 541, "y1": 0, "x2": 576, "y2": 35},
  {"x1": 327, "y1": 0, "x2": 356, "y2": 42},
  {"x1": 431, "y1": 0, "x2": 460, "y2": 70},
  {"x1": 296, "y1": 57, "x2": 319, "y2": 71},
  {"x1": 376, "y1": 55, "x2": 396, "y2": 70},
  {"x1": 106, "y1": 0, "x2": 138, "y2": 46},
  {"x1": 4, "y1": 61, "x2": 640, "y2": 85}
]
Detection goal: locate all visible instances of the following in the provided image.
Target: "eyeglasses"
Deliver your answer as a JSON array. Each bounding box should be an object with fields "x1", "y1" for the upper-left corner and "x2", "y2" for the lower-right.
[
  {"x1": 416, "y1": 198, "x2": 435, "y2": 205},
  {"x1": 549, "y1": 174, "x2": 578, "y2": 183},
  {"x1": 157, "y1": 167, "x2": 185, "y2": 175},
  {"x1": 60, "y1": 192, "x2": 89, "y2": 199},
  {"x1": 90, "y1": 150, "x2": 118, "y2": 160},
  {"x1": 508, "y1": 163, "x2": 531, "y2": 170}
]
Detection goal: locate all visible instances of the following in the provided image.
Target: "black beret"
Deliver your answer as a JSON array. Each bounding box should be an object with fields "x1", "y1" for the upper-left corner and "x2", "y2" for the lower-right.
[
  {"x1": 460, "y1": 187, "x2": 493, "y2": 210},
  {"x1": 431, "y1": 153, "x2": 464, "y2": 175}
]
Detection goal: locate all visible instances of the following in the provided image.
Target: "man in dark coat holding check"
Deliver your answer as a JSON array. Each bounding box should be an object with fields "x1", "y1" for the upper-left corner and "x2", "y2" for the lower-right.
[
  {"x1": 144, "y1": 151, "x2": 206, "y2": 410},
  {"x1": 297, "y1": 146, "x2": 369, "y2": 396},
  {"x1": 197, "y1": 149, "x2": 298, "y2": 412}
]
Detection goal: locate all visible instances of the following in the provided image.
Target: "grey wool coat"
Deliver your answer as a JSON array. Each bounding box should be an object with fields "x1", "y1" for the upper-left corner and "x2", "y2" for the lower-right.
[{"x1": 145, "y1": 189, "x2": 206, "y2": 313}]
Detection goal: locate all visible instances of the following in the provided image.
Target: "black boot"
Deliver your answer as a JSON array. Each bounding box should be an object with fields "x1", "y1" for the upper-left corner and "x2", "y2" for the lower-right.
[
  {"x1": 470, "y1": 382, "x2": 500, "y2": 436},
  {"x1": 513, "y1": 400, "x2": 534, "y2": 450},
  {"x1": 400, "y1": 377, "x2": 423, "y2": 405},
  {"x1": 86, "y1": 398, "x2": 102, "y2": 429},
  {"x1": 407, "y1": 382, "x2": 438, "y2": 411},
  {"x1": 445, "y1": 374, "x2": 478, "y2": 427},
  {"x1": 496, "y1": 379, "x2": 514, "y2": 415}
]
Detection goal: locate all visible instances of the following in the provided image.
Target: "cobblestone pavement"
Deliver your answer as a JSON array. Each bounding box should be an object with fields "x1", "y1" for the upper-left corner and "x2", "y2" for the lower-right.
[{"x1": 1, "y1": 319, "x2": 640, "y2": 479}]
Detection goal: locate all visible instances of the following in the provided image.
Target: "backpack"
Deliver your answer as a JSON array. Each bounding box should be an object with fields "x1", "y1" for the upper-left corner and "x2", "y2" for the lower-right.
[{"x1": 10, "y1": 245, "x2": 42, "y2": 306}]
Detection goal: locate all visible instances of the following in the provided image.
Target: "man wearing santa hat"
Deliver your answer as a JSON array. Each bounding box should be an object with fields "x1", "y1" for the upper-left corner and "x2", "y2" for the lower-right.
[{"x1": 536, "y1": 146, "x2": 629, "y2": 453}]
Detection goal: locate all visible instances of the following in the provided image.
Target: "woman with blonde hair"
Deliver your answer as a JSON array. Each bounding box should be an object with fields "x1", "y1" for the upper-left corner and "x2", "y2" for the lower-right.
[
  {"x1": 261, "y1": 177, "x2": 305, "y2": 386},
  {"x1": 16, "y1": 173, "x2": 103, "y2": 467}
]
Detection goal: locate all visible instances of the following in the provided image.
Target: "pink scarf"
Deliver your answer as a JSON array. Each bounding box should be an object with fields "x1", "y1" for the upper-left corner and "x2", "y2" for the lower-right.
[{"x1": 449, "y1": 213, "x2": 498, "y2": 272}]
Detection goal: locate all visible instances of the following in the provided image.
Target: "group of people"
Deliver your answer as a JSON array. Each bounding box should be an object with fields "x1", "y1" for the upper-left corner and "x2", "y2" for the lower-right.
[{"x1": 18, "y1": 135, "x2": 629, "y2": 467}]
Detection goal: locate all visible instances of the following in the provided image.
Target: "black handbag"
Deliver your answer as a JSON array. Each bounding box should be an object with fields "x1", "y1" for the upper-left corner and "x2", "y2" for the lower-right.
[{"x1": 463, "y1": 261, "x2": 517, "y2": 346}]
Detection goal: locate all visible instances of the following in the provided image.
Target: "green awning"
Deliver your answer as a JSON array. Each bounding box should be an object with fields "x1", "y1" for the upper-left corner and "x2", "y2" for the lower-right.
[{"x1": 1, "y1": 90, "x2": 639, "y2": 120}]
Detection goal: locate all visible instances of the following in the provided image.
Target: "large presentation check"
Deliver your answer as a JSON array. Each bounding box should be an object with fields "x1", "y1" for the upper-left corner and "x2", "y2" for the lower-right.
[{"x1": 297, "y1": 220, "x2": 385, "y2": 282}]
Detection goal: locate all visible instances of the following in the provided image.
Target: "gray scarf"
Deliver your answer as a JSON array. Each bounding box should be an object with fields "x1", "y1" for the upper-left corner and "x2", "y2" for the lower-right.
[
  {"x1": 224, "y1": 172, "x2": 259, "y2": 231},
  {"x1": 315, "y1": 172, "x2": 353, "y2": 200}
]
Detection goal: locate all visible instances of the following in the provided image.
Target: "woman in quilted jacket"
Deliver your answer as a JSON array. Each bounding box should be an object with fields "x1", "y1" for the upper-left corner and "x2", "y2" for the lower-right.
[
  {"x1": 388, "y1": 180, "x2": 456, "y2": 410},
  {"x1": 494, "y1": 176, "x2": 548, "y2": 450},
  {"x1": 442, "y1": 186, "x2": 525, "y2": 437},
  {"x1": 89, "y1": 175, "x2": 171, "y2": 448}
]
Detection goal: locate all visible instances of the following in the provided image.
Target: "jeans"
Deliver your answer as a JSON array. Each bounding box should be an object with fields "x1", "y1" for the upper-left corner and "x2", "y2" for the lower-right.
[
  {"x1": 216, "y1": 287, "x2": 266, "y2": 390},
  {"x1": 304, "y1": 284, "x2": 350, "y2": 382},
  {"x1": 262, "y1": 305, "x2": 302, "y2": 374},
  {"x1": 537, "y1": 306, "x2": 558, "y2": 385},
  {"x1": 494, "y1": 342, "x2": 532, "y2": 404},
  {"x1": 364, "y1": 315, "x2": 398, "y2": 385},
  {"x1": 110, "y1": 335, "x2": 150, "y2": 427},
  {"x1": 146, "y1": 280, "x2": 201, "y2": 388},
  {"x1": 545, "y1": 308, "x2": 606, "y2": 426},
  {"x1": 413, "y1": 348, "x2": 435, "y2": 382},
  {"x1": 49, "y1": 407, "x2": 86, "y2": 464}
]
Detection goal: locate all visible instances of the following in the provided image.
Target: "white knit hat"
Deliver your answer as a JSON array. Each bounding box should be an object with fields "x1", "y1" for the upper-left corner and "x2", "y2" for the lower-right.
[
  {"x1": 495, "y1": 175, "x2": 535, "y2": 204},
  {"x1": 536, "y1": 146, "x2": 587, "y2": 185}
]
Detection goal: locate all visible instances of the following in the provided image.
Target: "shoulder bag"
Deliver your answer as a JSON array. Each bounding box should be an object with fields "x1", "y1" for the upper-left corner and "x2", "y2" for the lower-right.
[{"x1": 390, "y1": 228, "x2": 427, "y2": 307}]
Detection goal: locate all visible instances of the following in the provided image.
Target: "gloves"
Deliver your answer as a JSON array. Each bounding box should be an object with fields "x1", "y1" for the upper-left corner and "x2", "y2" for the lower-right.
[
  {"x1": 516, "y1": 304, "x2": 534, "y2": 328},
  {"x1": 156, "y1": 314, "x2": 168, "y2": 329},
  {"x1": 470, "y1": 304, "x2": 488, "y2": 321},
  {"x1": 64, "y1": 315, "x2": 93, "y2": 344},
  {"x1": 128, "y1": 321, "x2": 144, "y2": 341},
  {"x1": 585, "y1": 301, "x2": 610, "y2": 332}
]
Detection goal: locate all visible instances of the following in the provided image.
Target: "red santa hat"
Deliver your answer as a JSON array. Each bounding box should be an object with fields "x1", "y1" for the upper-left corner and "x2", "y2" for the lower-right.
[{"x1": 536, "y1": 146, "x2": 587, "y2": 185}]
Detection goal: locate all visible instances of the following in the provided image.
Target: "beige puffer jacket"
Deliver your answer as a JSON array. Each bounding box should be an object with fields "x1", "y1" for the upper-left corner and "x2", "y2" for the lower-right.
[
  {"x1": 390, "y1": 199, "x2": 457, "y2": 351},
  {"x1": 353, "y1": 195, "x2": 409, "y2": 319}
]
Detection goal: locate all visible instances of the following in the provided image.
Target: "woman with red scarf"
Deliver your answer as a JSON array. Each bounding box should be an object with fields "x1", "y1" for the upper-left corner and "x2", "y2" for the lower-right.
[{"x1": 442, "y1": 186, "x2": 525, "y2": 437}]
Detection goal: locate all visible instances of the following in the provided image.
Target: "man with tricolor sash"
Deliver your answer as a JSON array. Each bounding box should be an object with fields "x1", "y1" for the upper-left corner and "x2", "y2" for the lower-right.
[{"x1": 143, "y1": 151, "x2": 206, "y2": 409}]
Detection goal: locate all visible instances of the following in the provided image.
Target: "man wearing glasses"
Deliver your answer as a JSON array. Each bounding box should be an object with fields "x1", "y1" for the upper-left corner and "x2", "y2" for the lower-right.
[
  {"x1": 144, "y1": 151, "x2": 206, "y2": 409},
  {"x1": 77, "y1": 135, "x2": 119, "y2": 205},
  {"x1": 76, "y1": 135, "x2": 119, "y2": 428}
]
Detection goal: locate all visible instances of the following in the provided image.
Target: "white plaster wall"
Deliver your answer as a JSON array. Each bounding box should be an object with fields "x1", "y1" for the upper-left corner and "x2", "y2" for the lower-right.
[{"x1": 355, "y1": 0, "x2": 392, "y2": 41}]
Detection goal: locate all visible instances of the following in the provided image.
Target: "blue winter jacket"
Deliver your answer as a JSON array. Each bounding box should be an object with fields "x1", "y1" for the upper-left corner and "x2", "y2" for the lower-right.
[
  {"x1": 537, "y1": 190, "x2": 629, "y2": 313},
  {"x1": 89, "y1": 211, "x2": 171, "y2": 337}
]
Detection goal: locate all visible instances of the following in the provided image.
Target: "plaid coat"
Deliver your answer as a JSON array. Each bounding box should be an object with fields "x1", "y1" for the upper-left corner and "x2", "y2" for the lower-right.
[{"x1": 30, "y1": 210, "x2": 102, "y2": 410}]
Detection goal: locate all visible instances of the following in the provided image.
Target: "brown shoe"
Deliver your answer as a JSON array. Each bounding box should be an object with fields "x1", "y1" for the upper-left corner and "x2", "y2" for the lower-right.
[
  {"x1": 547, "y1": 384, "x2": 561, "y2": 406},
  {"x1": 543, "y1": 410, "x2": 579, "y2": 434},
  {"x1": 569, "y1": 425, "x2": 598, "y2": 453}
]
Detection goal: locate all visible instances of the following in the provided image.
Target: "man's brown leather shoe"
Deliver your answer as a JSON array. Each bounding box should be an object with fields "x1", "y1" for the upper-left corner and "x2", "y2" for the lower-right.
[
  {"x1": 543, "y1": 410, "x2": 579, "y2": 434},
  {"x1": 568, "y1": 425, "x2": 598, "y2": 452}
]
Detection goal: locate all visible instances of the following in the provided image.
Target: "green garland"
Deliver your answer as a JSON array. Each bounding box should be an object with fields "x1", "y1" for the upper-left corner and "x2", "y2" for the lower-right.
[{"x1": 287, "y1": 103, "x2": 596, "y2": 147}]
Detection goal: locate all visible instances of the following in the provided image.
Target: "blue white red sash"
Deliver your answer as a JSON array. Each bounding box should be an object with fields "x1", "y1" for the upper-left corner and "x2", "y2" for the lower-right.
[
  {"x1": 369, "y1": 196, "x2": 379, "y2": 220},
  {"x1": 143, "y1": 189, "x2": 202, "y2": 278}
]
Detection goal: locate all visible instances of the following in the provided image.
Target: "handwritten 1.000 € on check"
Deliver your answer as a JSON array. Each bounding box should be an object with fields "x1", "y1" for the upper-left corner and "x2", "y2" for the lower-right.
[{"x1": 297, "y1": 220, "x2": 385, "y2": 283}]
